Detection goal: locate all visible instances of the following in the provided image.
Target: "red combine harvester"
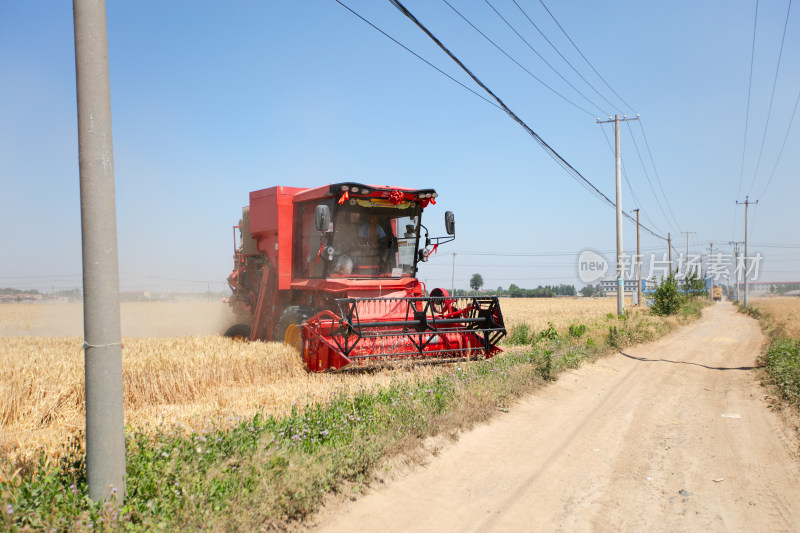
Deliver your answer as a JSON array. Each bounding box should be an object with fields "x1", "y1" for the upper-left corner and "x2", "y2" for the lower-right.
[{"x1": 225, "y1": 182, "x2": 506, "y2": 372}]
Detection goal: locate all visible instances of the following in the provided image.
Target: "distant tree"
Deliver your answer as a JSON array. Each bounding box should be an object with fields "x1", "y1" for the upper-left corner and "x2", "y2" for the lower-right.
[
  {"x1": 470, "y1": 273, "x2": 484, "y2": 291},
  {"x1": 683, "y1": 271, "x2": 707, "y2": 298},
  {"x1": 580, "y1": 284, "x2": 596, "y2": 297},
  {"x1": 775, "y1": 283, "x2": 800, "y2": 294}
]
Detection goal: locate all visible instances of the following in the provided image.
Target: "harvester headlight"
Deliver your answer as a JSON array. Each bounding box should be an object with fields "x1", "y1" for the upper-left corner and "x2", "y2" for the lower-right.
[
  {"x1": 361, "y1": 188, "x2": 370, "y2": 194},
  {"x1": 432, "y1": 193, "x2": 438, "y2": 198},
  {"x1": 341, "y1": 185, "x2": 349, "y2": 191},
  {"x1": 350, "y1": 186, "x2": 359, "y2": 192}
]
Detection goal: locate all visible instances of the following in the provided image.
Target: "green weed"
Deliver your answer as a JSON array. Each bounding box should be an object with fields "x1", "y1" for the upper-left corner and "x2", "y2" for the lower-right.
[{"x1": 1, "y1": 310, "x2": 692, "y2": 531}]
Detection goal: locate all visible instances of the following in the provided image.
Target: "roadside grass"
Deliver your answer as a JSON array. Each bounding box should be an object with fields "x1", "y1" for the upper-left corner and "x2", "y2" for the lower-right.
[
  {"x1": 742, "y1": 301, "x2": 800, "y2": 410},
  {"x1": 1, "y1": 303, "x2": 700, "y2": 531},
  {"x1": 760, "y1": 339, "x2": 800, "y2": 407}
]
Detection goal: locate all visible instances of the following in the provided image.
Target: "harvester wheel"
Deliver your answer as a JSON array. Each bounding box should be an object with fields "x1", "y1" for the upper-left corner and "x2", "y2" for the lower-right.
[
  {"x1": 284, "y1": 323, "x2": 303, "y2": 353},
  {"x1": 275, "y1": 306, "x2": 316, "y2": 355},
  {"x1": 223, "y1": 323, "x2": 251, "y2": 341}
]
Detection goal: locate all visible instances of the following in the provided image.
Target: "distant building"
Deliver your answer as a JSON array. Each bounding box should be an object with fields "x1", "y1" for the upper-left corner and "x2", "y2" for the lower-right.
[
  {"x1": 0, "y1": 293, "x2": 43, "y2": 303},
  {"x1": 738, "y1": 281, "x2": 800, "y2": 295},
  {"x1": 598, "y1": 278, "x2": 656, "y2": 297}
]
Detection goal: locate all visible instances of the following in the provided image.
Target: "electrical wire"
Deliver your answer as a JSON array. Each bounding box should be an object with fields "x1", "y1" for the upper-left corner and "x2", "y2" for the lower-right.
[
  {"x1": 440, "y1": 0, "x2": 595, "y2": 116},
  {"x1": 636, "y1": 119, "x2": 683, "y2": 234},
  {"x1": 480, "y1": 0, "x2": 610, "y2": 116},
  {"x1": 426, "y1": 246, "x2": 667, "y2": 258},
  {"x1": 536, "y1": 0, "x2": 637, "y2": 114},
  {"x1": 736, "y1": 0, "x2": 760, "y2": 201},
  {"x1": 511, "y1": 0, "x2": 621, "y2": 114},
  {"x1": 600, "y1": 124, "x2": 669, "y2": 234},
  {"x1": 385, "y1": 0, "x2": 668, "y2": 242},
  {"x1": 747, "y1": 0, "x2": 793, "y2": 197},
  {"x1": 756, "y1": 85, "x2": 800, "y2": 200},
  {"x1": 331, "y1": 0, "x2": 502, "y2": 111},
  {"x1": 598, "y1": 124, "x2": 666, "y2": 236},
  {"x1": 626, "y1": 121, "x2": 676, "y2": 235}
]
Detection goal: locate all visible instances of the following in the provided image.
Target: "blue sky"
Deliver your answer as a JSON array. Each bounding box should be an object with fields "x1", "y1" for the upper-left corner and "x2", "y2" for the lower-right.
[{"x1": 1, "y1": 0, "x2": 798, "y2": 293}]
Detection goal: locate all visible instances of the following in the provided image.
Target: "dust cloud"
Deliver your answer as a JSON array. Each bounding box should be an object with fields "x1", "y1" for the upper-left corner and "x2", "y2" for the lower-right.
[{"x1": 0, "y1": 301, "x2": 238, "y2": 338}]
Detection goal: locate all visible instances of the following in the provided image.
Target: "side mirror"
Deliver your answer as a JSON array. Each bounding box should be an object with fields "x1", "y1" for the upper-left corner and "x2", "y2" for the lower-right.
[
  {"x1": 444, "y1": 211, "x2": 455, "y2": 235},
  {"x1": 315, "y1": 205, "x2": 331, "y2": 231}
]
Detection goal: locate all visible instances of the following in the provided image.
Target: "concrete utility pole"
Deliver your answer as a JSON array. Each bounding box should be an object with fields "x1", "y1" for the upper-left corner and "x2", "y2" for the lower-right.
[
  {"x1": 667, "y1": 232, "x2": 672, "y2": 274},
  {"x1": 682, "y1": 231, "x2": 696, "y2": 261},
  {"x1": 634, "y1": 209, "x2": 642, "y2": 307},
  {"x1": 729, "y1": 241, "x2": 743, "y2": 302},
  {"x1": 707, "y1": 242, "x2": 714, "y2": 299},
  {"x1": 73, "y1": 0, "x2": 126, "y2": 502},
  {"x1": 736, "y1": 196, "x2": 758, "y2": 307},
  {"x1": 597, "y1": 114, "x2": 639, "y2": 315}
]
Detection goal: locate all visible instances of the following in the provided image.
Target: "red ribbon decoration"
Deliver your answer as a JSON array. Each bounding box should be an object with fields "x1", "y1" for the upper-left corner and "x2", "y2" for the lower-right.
[
  {"x1": 338, "y1": 191, "x2": 349, "y2": 205},
  {"x1": 388, "y1": 190, "x2": 404, "y2": 205},
  {"x1": 430, "y1": 243, "x2": 439, "y2": 256},
  {"x1": 316, "y1": 239, "x2": 324, "y2": 263},
  {"x1": 429, "y1": 198, "x2": 436, "y2": 205}
]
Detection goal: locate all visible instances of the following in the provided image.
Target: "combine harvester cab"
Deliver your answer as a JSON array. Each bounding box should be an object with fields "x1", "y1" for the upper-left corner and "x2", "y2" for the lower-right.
[{"x1": 226, "y1": 183, "x2": 505, "y2": 371}]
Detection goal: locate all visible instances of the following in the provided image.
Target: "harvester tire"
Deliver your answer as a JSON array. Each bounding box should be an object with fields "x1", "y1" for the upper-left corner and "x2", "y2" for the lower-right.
[
  {"x1": 275, "y1": 306, "x2": 316, "y2": 354},
  {"x1": 223, "y1": 323, "x2": 251, "y2": 341}
]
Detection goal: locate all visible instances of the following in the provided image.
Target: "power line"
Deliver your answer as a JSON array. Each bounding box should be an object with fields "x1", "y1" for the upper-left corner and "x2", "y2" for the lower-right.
[
  {"x1": 713, "y1": 241, "x2": 800, "y2": 249},
  {"x1": 625, "y1": 121, "x2": 676, "y2": 235},
  {"x1": 480, "y1": 0, "x2": 610, "y2": 116},
  {"x1": 440, "y1": 0, "x2": 595, "y2": 116},
  {"x1": 747, "y1": 0, "x2": 793, "y2": 197},
  {"x1": 536, "y1": 0, "x2": 637, "y2": 114},
  {"x1": 426, "y1": 246, "x2": 666, "y2": 258},
  {"x1": 599, "y1": 125, "x2": 641, "y2": 205},
  {"x1": 756, "y1": 84, "x2": 800, "y2": 199},
  {"x1": 510, "y1": 0, "x2": 621, "y2": 113},
  {"x1": 331, "y1": 0, "x2": 502, "y2": 111},
  {"x1": 636, "y1": 119, "x2": 682, "y2": 233},
  {"x1": 736, "y1": 0, "x2": 760, "y2": 201},
  {"x1": 598, "y1": 124, "x2": 666, "y2": 236},
  {"x1": 385, "y1": 0, "x2": 668, "y2": 242}
]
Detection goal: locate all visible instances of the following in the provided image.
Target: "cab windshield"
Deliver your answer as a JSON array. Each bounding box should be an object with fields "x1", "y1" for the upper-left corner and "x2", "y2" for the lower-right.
[{"x1": 327, "y1": 203, "x2": 420, "y2": 278}]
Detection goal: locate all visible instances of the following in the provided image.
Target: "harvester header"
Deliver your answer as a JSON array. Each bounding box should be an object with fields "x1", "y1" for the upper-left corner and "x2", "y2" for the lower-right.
[{"x1": 225, "y1": 181, "x2": 505, "y2": 372}]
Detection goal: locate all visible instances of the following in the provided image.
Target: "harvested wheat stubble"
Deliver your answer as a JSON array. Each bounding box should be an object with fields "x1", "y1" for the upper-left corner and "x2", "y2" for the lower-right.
[
  {"x1": 0, "y1": 334, "x2": 448, "y2": 471},
  {"x1": 0, "y1": 297, "x2": 624, "y2": 470},
  {"x1": 499, "y1": 296, "x2": 632, "y2": 331},
  {"x1": 751, "y1": 297, "x2": 800, "y2": 338}
]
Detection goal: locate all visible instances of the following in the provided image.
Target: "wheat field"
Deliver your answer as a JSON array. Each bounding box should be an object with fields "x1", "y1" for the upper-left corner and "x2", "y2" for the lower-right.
[
  {"x1": 751, "y1": 297, "x2": 800, "y2": 338},
  {"x1": 500, "y1": 296, "x2": 633, "y2": 331},
  {"x1": 0, "y1": 297, "x2": 627, "y2": 468}
]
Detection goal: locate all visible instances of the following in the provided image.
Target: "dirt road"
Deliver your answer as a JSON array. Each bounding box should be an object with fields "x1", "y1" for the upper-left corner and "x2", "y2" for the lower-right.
[{"x1": 315, "y1": 303, "x2": 800, "y2": 532}]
